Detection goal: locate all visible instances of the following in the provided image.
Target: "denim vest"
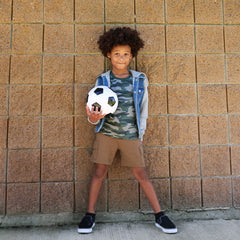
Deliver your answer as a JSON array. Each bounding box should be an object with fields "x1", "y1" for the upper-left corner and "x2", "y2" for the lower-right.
[{"x1": 94, "y1": 70, "x2": 149, "y2": 140}]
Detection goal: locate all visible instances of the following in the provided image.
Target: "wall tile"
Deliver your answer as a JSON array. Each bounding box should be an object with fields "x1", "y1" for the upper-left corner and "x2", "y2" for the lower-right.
[
  {"x1": 42, "y1": 85, "x2": 73, "y2": 116},
  {"x1": 137, "y1": 55, "x2": 166, "y2": 84},
  {"x1": 231, "y1": 146, "x2": 240, "y2": 175},
  {"x1": 140, "y1": 179, "x2": 170, "y2": 210},
  {"x1": 10, "y1": 55, "x2": 42, "y2": 84},
  {"x1": 168, "y1": 85, "x2": 197, "y2": 114},
  {"x1": 0, "y1": 0, "x2": 12, "y2": 22},
  {"x1": 0, "y1": 150, "x2": 6, "y2": 183},
  {"x1": 166, "y1": 25, "x2": 194, "y2": 53},
  {"x1": 0, "y1": 86, "x2": 8, "y2": 116},
  {"x1": 136, "y1": 0, "x2": 164, "y2": 23},
  {"x1": 144, "y1": 116, "x2": 168, "y2": 147},
  {"x1": 42, "y1": 149, "x2": 73, "y2": 182},
  {"x1": 75, "y1": 85, "x2": 91, "y2": 116},
  {"x1": 75, "y1": 55, "x2": 104, "y2": 84},
  {"x1": 75, "y1": 117, "x2": 96, "y2": 148},
  {"x1": 196, "y1": 26, "x2": 224, "y2": 53},
  {"x1": 202, "y1": 177, "x2": 232, "y2": 208},
  {"x1": 75, "y1": 149, "x2": 94, "y2": 181},
  {"x1": 7, "y1": 183, "x2": 40, "y2": 214},
  {"x1": 8, "y1": 117, "x2": 40, "y2": 149},
  {"x1": 75, "y1": 0, "x2": 104, "y2": 23},
  {"x1": 169, "y1": 116, "x2": 199, "y2": 146},
  {"x1": 108, "y1": 153, "x2": 135, "y2": 180},
  {"x1": 148, "y1": 85, "x2": 167, "y2": 115},
  {"x1": 233, "y1": 177, "x2": 240, "y2": 207},
  {"x1": 0, "y1": 184, "x2": 6, "y2": 214},
  {"x1": 8, "y1": 150, "x2": 40, "y2": 183},
  {"x1": 44, "y1": 24, "x2": 74, "y2": 53},
  {"x1": 225, "y1": 26, "x2": 240, "y2": 53},
  {"x1": 108, "y1": 180, "x2": 138, "y2": 211},
  {"x1": 227, "y1": 55, "x2": 240, "y2": 83},
  {"x1": 167, "y1": 55, "x2": 196, "y2": 84},
  {"x1": 170, "y1": 146, "x2": 200, "y2": 177},
  {"x1": 228, "y1": 85, "x2": 240, "y2": 113},
  {"x1": 144, "y1": 147, "x2": 169, "y2": 178},
  {"x1": 224, "y1": 0, "x2": 240, "y2": 24},
  {"x1": 105, "y1": 0, "x2": 134, "y2": 23},
  {"x1": 166, "y1": 0, "x2": 194, "y2": 23},
  {"x1": 0, "y1": 24, "x2": 11, "y2": 53},
  {"x1": 41, "y1": 182, "x2": 73, "y2": 213},
  {"x1": 42, "y1": 117, "x2": 73, "y2": 148},
  {"x1": 9, "y1": 85, "x2": 41, "y2": 116},
  {"x1": 196, "y1": 55, "x2": 225, "y2": 83},
  {"x1": 198, "y1": 84, "x2": 227, "y2": 114},
  {"x1": 172, "y1": 178, "x2": 201, "y2": 209},
  {"x1": 12, "y1": 24, "x2": 43, "y2": 54},
  {"x1": 43, "y1": 55, "x2": 73, "y2": 84},
  {"x1": 199, "y1": 115, "x2": 228, "y2": 145},
  {"x1": 201, "y1": 146, "x2": 230, "y2": 177},
  {"x1": 13, "y1": 0, "x2": 43, "y2": 23},
  {"x1": 75, "y1": 25, "x2": 104, "y2": 53},
  {"x1": 229, "y1": 115, "x2": 240, "y2": 144},
  {"x1": 44, "y1": 0, "x2": 73, "y2": 23},
  {"x1": 0, "y1": 118, "x2": 7, "y2": 149},
  {"x1": 0, "y1": 55, "x2": 10, "y2": 84},
  {"x1": 75, "y1": 180, "x2": 107, "y2": 212},
  {"x1": 137, "y1": 25, "x2": 165, "y2": 53},
  {"x1": 195, "y1": 0, "x2": 223, "y2": 24}
]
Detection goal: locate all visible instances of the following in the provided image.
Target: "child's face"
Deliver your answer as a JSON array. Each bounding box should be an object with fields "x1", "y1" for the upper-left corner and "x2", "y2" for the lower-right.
[{"x1": 107, "y1": 45, "x2": 132, "y2": 72}]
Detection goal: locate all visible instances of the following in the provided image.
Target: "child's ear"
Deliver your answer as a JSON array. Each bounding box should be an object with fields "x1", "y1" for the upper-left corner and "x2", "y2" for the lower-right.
[{"x1": 107, "y1": 53, "x2": 111, "y2": 58}]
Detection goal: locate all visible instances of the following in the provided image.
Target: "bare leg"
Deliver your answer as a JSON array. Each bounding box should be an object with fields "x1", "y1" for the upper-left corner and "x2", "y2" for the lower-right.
[
  {"x1": 132, "y1": 167, "x2": 161, "y2": 213},
  {"x1": 88, "y1": 163, "x2": 109, "y2": 213}
]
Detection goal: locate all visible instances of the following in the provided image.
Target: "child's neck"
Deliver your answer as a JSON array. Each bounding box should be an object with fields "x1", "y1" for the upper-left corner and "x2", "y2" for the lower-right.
[{"x1": 112, "y1": 69, "x2": 130, "y2": 78}]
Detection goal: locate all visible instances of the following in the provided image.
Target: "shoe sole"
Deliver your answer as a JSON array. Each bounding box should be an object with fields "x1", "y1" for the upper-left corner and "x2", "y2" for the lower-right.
[
  {"x1": 155, "y1": 223, "x2": 177, "y2": 234},
  {"x1": 78, "y1": 223, "x2": 95, "y2": 234}
]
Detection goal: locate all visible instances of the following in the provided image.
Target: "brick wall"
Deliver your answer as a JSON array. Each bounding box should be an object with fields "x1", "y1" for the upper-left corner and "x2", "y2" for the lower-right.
[{"x1": 0, "y1": 0, "x2": 240, "y2": 217}]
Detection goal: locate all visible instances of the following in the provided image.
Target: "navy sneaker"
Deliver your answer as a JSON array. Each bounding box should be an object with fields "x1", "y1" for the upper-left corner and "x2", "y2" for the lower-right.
[
  {"x1": 78, "y1": 213, "x2": 95, "y2": 234},
  {"x1": 155, "y1": 211, "x2": 177, "y2": 234}
]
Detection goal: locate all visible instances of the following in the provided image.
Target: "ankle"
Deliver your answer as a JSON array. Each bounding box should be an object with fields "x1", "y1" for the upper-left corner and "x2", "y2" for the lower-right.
[
  {"x1": 155, "y1": 211, "x2": 165, "y2": 219},
  {"x1": 86, "y1": 212, "x2": 96, "y2": 216}
]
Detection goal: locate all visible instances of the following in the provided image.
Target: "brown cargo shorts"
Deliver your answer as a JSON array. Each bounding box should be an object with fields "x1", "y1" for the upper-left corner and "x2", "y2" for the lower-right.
[{"x1": 91, "y1": 133, "x2": 145, "y2": 167}]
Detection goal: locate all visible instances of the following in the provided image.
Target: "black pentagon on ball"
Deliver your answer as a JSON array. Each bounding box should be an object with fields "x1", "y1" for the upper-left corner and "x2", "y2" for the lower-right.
[
  {"x1": 94, "y1": 87, "x2": 104, "y2": 95},
  {"x1": 108, "y1": 96, "x2": 116, "y2": 106},
  {"x1": 92, "y1": 102, "x2": 101, "y2": 111}
]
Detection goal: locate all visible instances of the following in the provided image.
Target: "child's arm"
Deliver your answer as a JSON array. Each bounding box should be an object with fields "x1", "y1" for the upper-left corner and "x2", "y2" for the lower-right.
[{"x1": 86, "y1": 106, "x2": 105, "y2": 125}]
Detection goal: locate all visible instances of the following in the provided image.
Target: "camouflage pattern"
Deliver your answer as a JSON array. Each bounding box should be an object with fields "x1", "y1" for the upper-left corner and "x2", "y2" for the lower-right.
[{"x1": 100, "y1": 72, "x2": 138, "y2": 139}]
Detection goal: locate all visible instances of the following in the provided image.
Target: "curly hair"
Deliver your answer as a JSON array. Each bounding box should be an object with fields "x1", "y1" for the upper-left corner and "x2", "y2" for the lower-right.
[{"x1": 97, "y1": 27, "x2": 144, "y2": 58}]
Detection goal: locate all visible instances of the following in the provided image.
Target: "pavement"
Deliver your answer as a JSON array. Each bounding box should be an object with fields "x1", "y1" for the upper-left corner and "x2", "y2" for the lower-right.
[{"x1": 1, "y1": 219, "x2": 240, "y2": 240}]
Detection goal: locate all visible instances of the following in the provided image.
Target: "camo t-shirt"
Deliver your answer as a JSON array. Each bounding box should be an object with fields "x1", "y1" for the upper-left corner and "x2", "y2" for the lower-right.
[{"x1": 100, "y1": 71, "x2": 138, "y2": 139}]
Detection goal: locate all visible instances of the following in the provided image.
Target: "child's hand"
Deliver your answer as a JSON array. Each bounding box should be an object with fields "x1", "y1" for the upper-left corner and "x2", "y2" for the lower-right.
[{"x1": 86, "y1": 106, "x2": 106, "y2": 123}]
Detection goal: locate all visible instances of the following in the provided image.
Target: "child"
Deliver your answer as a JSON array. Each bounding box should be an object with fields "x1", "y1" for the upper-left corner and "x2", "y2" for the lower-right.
[{"x1": 78, "y1": 27, "x2": 177, "y2": 234}]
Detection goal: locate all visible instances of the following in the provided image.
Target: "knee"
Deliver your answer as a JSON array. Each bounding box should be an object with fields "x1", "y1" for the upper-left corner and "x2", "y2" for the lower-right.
[{"x1": 93, "y1": 164, "x2": 108, "y2": 180}]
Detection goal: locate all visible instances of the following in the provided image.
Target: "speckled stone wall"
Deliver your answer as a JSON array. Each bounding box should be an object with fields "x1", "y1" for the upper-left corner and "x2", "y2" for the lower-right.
[{"x1": 0, "y1": 0, "x2": 240, "y2": 216}]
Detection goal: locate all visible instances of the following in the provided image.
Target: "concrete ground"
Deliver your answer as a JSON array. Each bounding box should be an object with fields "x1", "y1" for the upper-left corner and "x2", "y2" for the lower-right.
[{"x1": 1, "y1": 219, "x2": 240, "y2": 240}]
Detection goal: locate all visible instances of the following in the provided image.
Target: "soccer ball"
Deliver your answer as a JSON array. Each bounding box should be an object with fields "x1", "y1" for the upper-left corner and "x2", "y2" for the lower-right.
[{"x1": 86, "y1": 86, "x2": 118, "y2": 115}]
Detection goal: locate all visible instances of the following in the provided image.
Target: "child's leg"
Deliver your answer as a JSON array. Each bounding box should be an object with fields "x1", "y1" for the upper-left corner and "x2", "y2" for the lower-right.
[
  {"x1": 88, "y1": 163, "x2": 109, "y2": 213},
  {"x1": 132, "y1": 167, "x2": 161, "y2": 213}
]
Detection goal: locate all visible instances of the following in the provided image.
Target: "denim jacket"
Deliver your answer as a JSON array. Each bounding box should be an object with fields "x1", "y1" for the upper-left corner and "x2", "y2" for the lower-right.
[{"x1": 92, "y1": 70, "x2": 149, "y2": 140}]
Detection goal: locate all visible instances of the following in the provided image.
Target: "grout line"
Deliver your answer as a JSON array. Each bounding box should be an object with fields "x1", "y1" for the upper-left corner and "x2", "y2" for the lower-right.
[
  {"x1": 4, "y1": 0, "x2": 14, "y2": 215},
  {"x1": 72, "y1": 6, "x2": 76, "y2": 210}
]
